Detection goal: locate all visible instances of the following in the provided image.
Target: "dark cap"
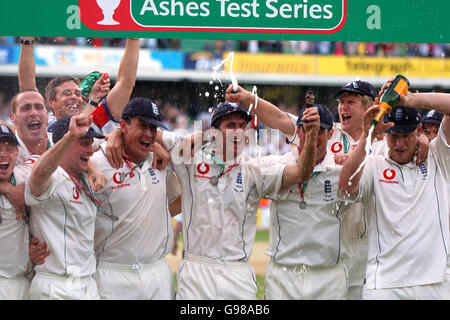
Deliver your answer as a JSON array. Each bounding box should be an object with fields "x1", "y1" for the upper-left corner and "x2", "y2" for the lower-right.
[
  {"x1": 0, "y1": 124, "x2": 20, "y2": 146},
  {"x1": 296, "y1": 104, "x2": 334, "y2": 130},
  {"x1": 121, "y1": 97, "x2": 168, "y2": 130},
  {"x1": 421, "y1": 110, "x2": 443, "y2": 125},
  {"x1": 210, "y1": 102, "x2": 252, "y2": 128},
  {"x1": 335, "y1": 80, "x2": 377, "y2": 100},
  {"x1": 52, "y1": 115, "x2": 105, "y2": 144},
  {"x1": 383, "y1": 106, "x2": 421, "y2": 134}
]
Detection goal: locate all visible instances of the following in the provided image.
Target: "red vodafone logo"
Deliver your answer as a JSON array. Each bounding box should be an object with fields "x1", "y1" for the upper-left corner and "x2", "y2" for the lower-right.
[
  {"x1": 331, "y1": 142, "x2": 343, "y2": 153},
  {"x1": 23, "y1": 158, "x2": 36, "y2": 165},
  {"x1": 383, "y1": 169, "x2": 396, "y2": 180},
  {"x1": 73, "y1": 187, "x2": 80, "y2": 200},
  {"x1": 197, "y1": 162, "x2": 210, "y2": 175},
  {"x1": 113, "y1": 172, "x2": 122, "y2": 184}
]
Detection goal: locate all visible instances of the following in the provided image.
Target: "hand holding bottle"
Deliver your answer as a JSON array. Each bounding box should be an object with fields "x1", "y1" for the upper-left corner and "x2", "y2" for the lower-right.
[{"x1": 373, "y1": 75, "x2": 410, "y2": 125}]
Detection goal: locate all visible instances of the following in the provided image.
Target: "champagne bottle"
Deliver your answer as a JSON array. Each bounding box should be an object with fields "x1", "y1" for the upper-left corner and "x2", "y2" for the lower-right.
[{"x1": 372, "y1": 75, "x2": 410, "y2": 126}]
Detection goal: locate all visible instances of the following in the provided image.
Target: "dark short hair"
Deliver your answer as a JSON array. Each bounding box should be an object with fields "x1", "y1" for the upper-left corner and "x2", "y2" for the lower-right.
[
  {"x1": 45, "y1": 76, "x2": 80, "y2": 103},
  {"x1": 10, "y1": 89, "x2": 45, "y2": 114}
]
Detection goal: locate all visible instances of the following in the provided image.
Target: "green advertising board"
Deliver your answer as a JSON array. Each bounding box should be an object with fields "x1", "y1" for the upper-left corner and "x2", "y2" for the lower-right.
[{"x1": 0, "y1": 0, "x2": 448, "y2": 42}]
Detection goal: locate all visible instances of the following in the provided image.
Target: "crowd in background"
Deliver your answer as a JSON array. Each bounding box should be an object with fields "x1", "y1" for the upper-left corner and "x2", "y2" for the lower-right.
[
  {"x1": 2, "y1": 36, "x2": 450, "y2": 57},
  {"x1": 0, "y1": 36, "x2": 449, "y2": 155}
]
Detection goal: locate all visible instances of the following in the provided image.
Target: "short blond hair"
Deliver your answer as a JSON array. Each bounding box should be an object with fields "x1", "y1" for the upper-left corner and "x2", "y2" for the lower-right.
[{"x1": 338, "y1": 92, "x2": 374, "y2": 110}]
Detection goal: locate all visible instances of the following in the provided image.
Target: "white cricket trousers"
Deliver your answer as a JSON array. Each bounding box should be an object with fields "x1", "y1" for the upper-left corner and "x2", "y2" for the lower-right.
[
  {"x1": 29, "y1": 271, "x2": 99, "y2": 300},
  {"x1": 94, "y1": 258, "x2": 173, "y2": 300},
  {"x1": 0, "y1": 276, "x2": 30, "y2": 300},
  {"x1": 265, "y1": 259, "x2": 348, "y2": 300},
  {"x1": 175, "y1": 253, "x2": 258, "y2": 300},
  {"x1": 341, "y1": 237, "x2": 368, "y2": 300},
  {"x1": 362, "y1": 273, "x2": 450, "y2": 300}
]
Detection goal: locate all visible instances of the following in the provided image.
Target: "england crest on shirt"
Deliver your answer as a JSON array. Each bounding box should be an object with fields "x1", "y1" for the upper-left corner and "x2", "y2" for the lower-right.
[
  {"x1": 148, "y1": 168, "x2": 160, "y2": 184},
  {"x1": 323, "y1": 179, "x2": 334, "y2": 202},
  {"x1": 233, "y1": 172, "x2": 244, "y2": 192},
  {"x1": 418, "y1": 163, "x2": 427, "y2": 180}
]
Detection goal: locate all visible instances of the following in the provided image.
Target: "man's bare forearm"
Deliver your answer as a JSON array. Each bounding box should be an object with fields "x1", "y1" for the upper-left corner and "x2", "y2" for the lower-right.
[{"x1": 18, "y1": 36, "x2": 37, "y2": 91}]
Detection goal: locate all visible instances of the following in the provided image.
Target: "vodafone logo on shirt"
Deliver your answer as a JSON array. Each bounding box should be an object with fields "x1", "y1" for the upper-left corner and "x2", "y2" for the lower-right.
[
  {"x1": 197, "y1": 162, "x2": 210, "y2": 175},
  {"x1": 112, "y1": 172, "x2": 131, "y2": 189},
  {"x1": 194, "y1": 162, "x2": 211, "y2": 180},
  {"x1": 379, "y1": 169, "x2": 399, "y2": 184},
  {"x1": 70, "y1": 187, "x2": 83, "y2": 205},
  {"x1": 331, "y1": 142, "x2": 343, "y2": 153}
]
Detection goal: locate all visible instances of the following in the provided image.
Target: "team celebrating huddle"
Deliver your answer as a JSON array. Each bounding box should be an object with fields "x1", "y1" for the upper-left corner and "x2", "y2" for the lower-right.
[{"x1": 0, "y1": 37, "x2": 449, "y2": 300}]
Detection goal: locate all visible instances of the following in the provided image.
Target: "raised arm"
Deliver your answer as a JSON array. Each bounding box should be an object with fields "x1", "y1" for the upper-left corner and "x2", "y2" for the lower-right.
[
  {"x1": 18, "y1": 36, "x2": 38, "y2": 91},
  {"x1": 380, "y1": 79, "x2": 450, "y2": 143},
  {"x1": 29, "y1": 114, "x2": 91, "y2": 197},
  {"x1": 103, "y1": 38, "x2": 140, "y2": 120},
  {"x1": 339, "y1": 105, "x2": 385, "y2": 198},
  {"x1": 402, "y1": 92, "x2": 450, "y2": 143},
  {"x1": 280, "y1": 107, "x2": 319, "y2": 189},
  {"x1": 225, "y1": 84, "x2": 296, "y2": 137}
]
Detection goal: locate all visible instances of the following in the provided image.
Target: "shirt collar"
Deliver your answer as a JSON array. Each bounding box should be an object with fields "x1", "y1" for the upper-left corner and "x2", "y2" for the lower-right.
[{"x1": 384, "y1": 148, "x2": 418, "y2": 169}]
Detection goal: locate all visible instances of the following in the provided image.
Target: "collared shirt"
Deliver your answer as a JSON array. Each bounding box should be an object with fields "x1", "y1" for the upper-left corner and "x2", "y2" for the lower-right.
[
  {"x1": 90, "y1": 143, "x2": 181, "y2": 265},
  {"x1": 25, "y1": 167, "x2": 97, "y2": 277},
  {"x1": 286, "y1": 115, "x2": 385, "y2": 241},
  {"x1": 264, "y1": 150, "x2": 346, "y2": 267},
  {"x1": 162, "y1": 131, "x2": 285, "y2": 261},
  {"x1": 357, "y1": 125, "x2": 449, "y2": 289},
  {"x1": 16, "y1": 132, "x2": 53, "y2": 165},
  {"x1": 0, "y1": 164, "x2": 33, "y2": 278}
]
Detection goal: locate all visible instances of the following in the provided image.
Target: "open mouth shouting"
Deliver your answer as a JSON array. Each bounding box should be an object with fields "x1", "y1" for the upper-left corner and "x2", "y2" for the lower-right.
[
  {"x1": 27, "y1": 120, "x2": 42, "y2": 132},
  {"x1": 341, "y1": 113, "x2": 352, "y2": 125},
  {"x1": 0, "y1": 161, "x2": 9, "y2": 172},
  {"x1": 0, "y1": 161, "x2": 11, "y2": 179}
]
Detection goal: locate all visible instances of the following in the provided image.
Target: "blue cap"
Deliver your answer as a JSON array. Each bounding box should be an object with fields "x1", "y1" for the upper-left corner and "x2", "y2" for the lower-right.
[
  {"x1": 384, "y1": 106, "x2": 421, "y2": 134},
  {"x1": 121, "y1": 97, "x2": 167, "y2": 130},
  {"x1": 335, "y1": 80, "x2": 377, "y2": 100},
  {"x1": 210, "y1": 102, "x2": 252, "y2": 128},
  {"x1": 52, "y1": 116, "x2": 105, "y2": 144},
  {"x1": 296, "y1": 104, "x2": 334, "y2": 129},
  {"x1": 0, "y1": 124, "x2": 20, "y2": 146},
  {"x1": 421, "y1": 110, "x2": 443, "y2": 125}
]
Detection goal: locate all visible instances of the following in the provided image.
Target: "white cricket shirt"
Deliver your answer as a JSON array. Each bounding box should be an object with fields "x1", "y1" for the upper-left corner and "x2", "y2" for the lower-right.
[
  {"x1": 25, "y1": 167, "x2": 98, "y2": 277},
  {"x1": 162, "y1": 131, "x2": 285, "y2": 261},
  {"x1": 91, "y1": 143, "x2": 181, "y2": 265},
  {"x1": 264, "y1": 150, "x2": 346, "y2": 266},
  {"x1": 16, "y1": 132, "x2": 53, "y2": 165},
  {"x1": 357, "y1": 125, "x2": 450, "y2": 289},
  {"x1": 0, "y1": 164, "x2": 33, "y2": 278}
]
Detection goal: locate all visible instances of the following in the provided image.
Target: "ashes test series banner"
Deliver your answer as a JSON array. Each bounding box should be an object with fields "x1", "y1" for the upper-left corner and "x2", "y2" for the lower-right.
[{"x1": 0, "y1": 0, "x2": 449, "y2": 42}]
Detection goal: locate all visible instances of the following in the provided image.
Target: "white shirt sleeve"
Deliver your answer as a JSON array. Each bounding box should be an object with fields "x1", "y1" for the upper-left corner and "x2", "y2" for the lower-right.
[
  {"x1": 247, "y1": 155, "x2": 286, "y2": 200},
  {"x1": 24, "y1": 168, "x2": 59, "y2": 206},
  {"x1": 430, "y1": 124, "x2": 450, "y2": 181},
  {"x1": 161, "y1": 130, "x2": 183, "y2": 151},
  {"x1": 356, "y1": 156, "x2": 377, "y2": 203},
  {"x1": 167, "y1": 170, "x2": 181, "y2": 203},
  {"x1": 285, "y1": 112, "x2": 299, "y2": 144}
]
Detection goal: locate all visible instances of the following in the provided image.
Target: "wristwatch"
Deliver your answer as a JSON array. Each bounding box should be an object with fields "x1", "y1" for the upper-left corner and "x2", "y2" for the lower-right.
[
  {"x1": 86, "y1": 99, "x2": 99, "y2": 107},
  {"x1": 20, "y1": 39, "x2": 34, "y2": 45}
]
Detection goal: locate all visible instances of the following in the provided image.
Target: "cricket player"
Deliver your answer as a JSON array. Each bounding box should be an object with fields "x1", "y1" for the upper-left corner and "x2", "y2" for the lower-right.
[
  {"x1": 160, "y1": 102, "x2": 316, "y2": 300},
  {"x1": 339, "y1": 87, "x2": 450, "y2": 299},
  {"x1": 90, "y1": 97, "x2": 181, "y2": 299},
  {"x1": 25, "y1": 114, "x2": 104, "y2": 300},
  {"x1": 0, "y1": 125, "x2": 35, "y2": 299}
]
